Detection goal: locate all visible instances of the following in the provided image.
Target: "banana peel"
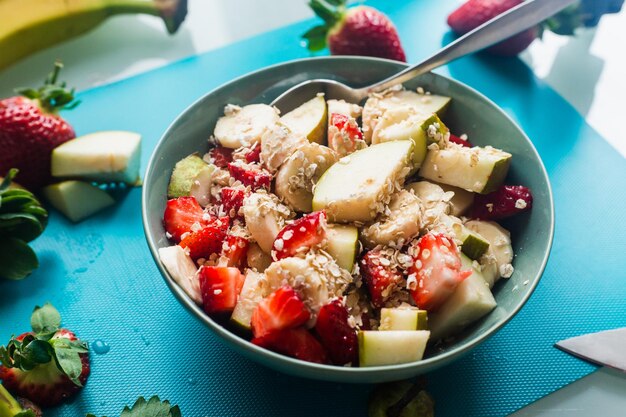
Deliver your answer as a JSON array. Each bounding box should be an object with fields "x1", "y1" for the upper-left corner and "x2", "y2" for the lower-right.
[{"x1": 0, "y1": 0, "x2": 188, "y2": 70}]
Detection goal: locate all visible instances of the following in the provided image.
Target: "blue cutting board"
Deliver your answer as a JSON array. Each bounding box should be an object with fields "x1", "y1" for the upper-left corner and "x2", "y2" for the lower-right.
[{"x1": 2, "y1": 1, "x2": 625, "y2": 416}]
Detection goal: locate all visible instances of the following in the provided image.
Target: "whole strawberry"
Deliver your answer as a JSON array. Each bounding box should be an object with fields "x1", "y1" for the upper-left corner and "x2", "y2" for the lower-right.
[
  {"x1": 303, "y1": 0, "x2": 406, "y2": 62},
  {"x1": 0, "y1": 303, "x2": 90, "y2": 407},
  {"x1": 0, "y1": 61, "x2": 78, "y2": 190},
  {"x1": 447, "y1": 0, "x2": 538, "y2": 56}
]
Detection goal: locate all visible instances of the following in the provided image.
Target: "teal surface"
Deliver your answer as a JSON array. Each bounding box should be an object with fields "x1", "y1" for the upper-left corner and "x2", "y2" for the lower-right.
[{"x1": 1, "y1": 0, "x2": 625, "y2": 416}]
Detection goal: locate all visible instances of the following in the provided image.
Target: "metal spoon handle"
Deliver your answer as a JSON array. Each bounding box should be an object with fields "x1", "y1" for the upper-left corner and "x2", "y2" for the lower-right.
[{"x1": 362, "y1": 0, "x2": 577, "y2": 95}]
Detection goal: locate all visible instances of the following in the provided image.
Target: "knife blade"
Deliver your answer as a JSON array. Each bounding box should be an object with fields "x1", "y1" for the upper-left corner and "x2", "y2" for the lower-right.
[{"x1": 555, "y1": 328, "x2": 626, "y2": 372}]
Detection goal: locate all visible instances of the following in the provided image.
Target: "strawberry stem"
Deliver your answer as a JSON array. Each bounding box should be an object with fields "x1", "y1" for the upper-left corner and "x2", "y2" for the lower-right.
[{"x1": 15, "y1": 61, "x2": 79, "y2": 114}]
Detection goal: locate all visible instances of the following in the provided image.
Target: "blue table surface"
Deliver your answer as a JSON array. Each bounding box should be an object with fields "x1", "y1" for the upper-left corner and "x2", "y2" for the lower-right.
[{"x1": 1, "y1": 1, "x2": 625, "y2": 416}]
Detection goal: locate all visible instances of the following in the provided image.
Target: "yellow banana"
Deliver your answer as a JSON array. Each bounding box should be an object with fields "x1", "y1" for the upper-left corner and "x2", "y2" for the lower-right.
[{"x1": 0, "y1": 0, "x2": 188, "y2": 70}]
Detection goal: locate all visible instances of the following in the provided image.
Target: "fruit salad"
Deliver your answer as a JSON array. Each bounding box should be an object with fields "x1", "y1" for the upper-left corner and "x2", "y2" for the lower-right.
[{"x1": 158, "y1": 86, "x2": 533, "y2": 367}]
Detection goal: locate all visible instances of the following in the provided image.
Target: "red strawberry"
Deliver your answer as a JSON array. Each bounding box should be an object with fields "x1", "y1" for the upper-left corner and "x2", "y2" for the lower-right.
[
  {"x1": 163, "y1": 197, "x2": 208, "y2": 242},
  {"x1": 252, "y1": 328, "x2": 329, "y2": 364},
  {"x1": 245, "y1": 144, "x2": 262, "y2": 163},
  {"x1": 304, "y1": 1, "x2": 406, "y2": 62},
  {"x1": 315, "y1": 300, "x2": 358, "y2": 365},
  {"x1": 199, "y1": 266, "x2": 245, "y2": 314},
  {"x1": 360, "y1": 250, "x2": 404, "y2": 308},
  {"x1": 0, "y1": 304, "x2": 90, "y2": 407},
  {"x1": 447, "y1": 0, "x2": 538, "y2": 56},
  {"x1": 220, "y1": 234, "x2": 249, "y2": 268},
  {"x1": 272, "y1": 211, "x2": 327, "y2": 261},
  {"x1": 228, "y1": 162, "x2": 271, "y2": 191},
  {"x1": 449, "y1": 133, "x2": 473, "y2": 148},
  {"x1": 0, "y1": 62, "x2": 77, "y2": 190},
  {"x1": 328, "y1": 113, "x2": 364, "y2": 155},
  {"x1": 208, "y1": 146, "x2": 233, "y2": 168},
  {"x1": 251, "y1": 286, "x2": 310, "y2": 338},
  {"x1": 179, "y1": 216, "x2": 230, "y2": 260},
  {"x1": 220, "y1": 187, "x2": 246, "y2": 218},
  {"x1": 407, "y1": 233, "x2": 472, "y2": 311},
  {"x1": 468, "y1": 185, "x2": 533, "y2": 220}
]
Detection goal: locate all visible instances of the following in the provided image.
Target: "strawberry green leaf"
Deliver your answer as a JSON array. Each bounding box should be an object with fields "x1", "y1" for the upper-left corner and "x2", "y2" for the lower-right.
[
  {"x1": 30, "y1": 303, "x2": 61, "y2": 334},
  {"x1": 120, "y1": 396, "x2": 181, "y2": 417},
  {"x1": 0, "y1": 169, "x2": 18, "y2": 192},
  {"x1": 302, "y1": 25, "x2": 330, "y2": 51},
  {"x1": 0, "y1": 238, "x2": 38, "y2": 280},
  {"x1": 23, "y1": 339, "x2": 53, "y2": 364},
  {"x1": 53, "y1": 347, "x2": 83, "y2": 386},
  {"x1": 15, "y1": 411, "x2": 36, "y2": 417},
  {"x1": 309, "y1": 0, "x2": 342, "y2": 26}
]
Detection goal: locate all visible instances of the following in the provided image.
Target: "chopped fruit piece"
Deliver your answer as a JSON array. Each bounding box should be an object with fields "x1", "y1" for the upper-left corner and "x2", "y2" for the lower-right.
[
  {"x1": 407, "y1": 233, "x2": 472, "y2": 311},
  {"x1": 208, "y1": 146, "x2": 233, "y2": 168},
  {"x1": 272, "y1": 211, "x2": 327, "y2": 261},
  {"x1": 245, "y1": 144, "x2": 262, "y2": 163},
  {"x1": 324, "y1": 224, "x2": 358, "y2": 271},
  {"x1": 231, "y1": 270, "x2": 268, "y2": 330},
  {"x1": 449, "y1": 133, "x2": 472, "y2": 147},
  {"x1": 280, "y1": 95, "x2": 327, "y2": 144},
  {"x1": 214, "y1": 104, "x2": 279, "y2": 149},
  {"x1": 468, "y1": 185, "x2": 533, "y2": 220},
  {"x1": 51, "y1": 130, "x2": 141, "y2": 184},
  {"x1": 228, "y1": 162, "x2": 271, "y2": 191},
  {"x1": 315, "y1": 300, "x2": 358, "y2": 365},
  {"x1": 158, "y1": 245, "x2": 201, "y2": 304},
  {"x1": 438, "y1": 182, "x2": 474, "y2": 216},
  {"x1": 246, "y1": 242, "x2": 272, "y2": 272},
  {"x1": 252, "y1": 328, "x2": 329, "y2": 364},
  {"x1": 167, "y1": 153, "x2": 213, "y2": 198},
  {"x1": 360, "y1": 250, "x2": 404, "y2": 308},
  {"x1": 243, "y1": 192, "x2": 290, "y2": 254},
  {"x1": 189, "y1": 163, "x2": 215, "y2": 207},
  {"x1": 465, "y1": 220, "x2": 514, "y2": 281},
  {"x1": 199, "y1": 266, "x2": 245, "y2": 314},
  {"x1": 260, "y1": 123, "x2": 308, "y2": 173},
  {"x1": 327, "y1": 99, "x2": 362, "y2": 120},
  {"x1": 251, "y1": 286, "x2": 310, "y2": 338},
  {"x1": 42, "y1": 180, "x2": 114, "y2": 222},
  {"x1": 179, "y1": 216, "x2": 229, "y2": 260},
  {"x1": 220, "y1": 187, "x2": 246, "y2": 218},
  {"x1": 379, "y1": 307, "x2": 428, "y2": 331},
  {"x1": 328, "y1": 113, "x2": 364, "y2": 156},
  {"x1": 438, "y1": 215, "x2": 490, "y2": 260},
  {"x1": 358, "y1": 330, "x2": 430, "y2": 367},
  {"x1": 163, "y1": 196, "x2": 207, "y2": 242},
  {"x1": 220, "y1": 234, "x2": 249, "y2": 268}
]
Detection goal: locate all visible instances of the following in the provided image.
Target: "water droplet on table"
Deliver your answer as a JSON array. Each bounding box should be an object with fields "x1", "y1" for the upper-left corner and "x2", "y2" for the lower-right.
[
  {"x1": 141, "y1": 335, "x2": 150, "y2": 346},
  {"x1": 92, "y1": 340, "x2": 111, "y2": 355},
  {"x1": 74, "y1": 266, "x2": 88, "y2": 274},
  {"x1": 187, "y1": 377, "x2": 197, "y2": 385}
]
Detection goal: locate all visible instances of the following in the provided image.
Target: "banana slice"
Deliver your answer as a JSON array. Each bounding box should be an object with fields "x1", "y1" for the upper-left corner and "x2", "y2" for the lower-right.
[
  {"x1": 361, "y1": 190, "x2": 424, "y2": 248},
  {"x1": 465, "y1": 220, "x2": 514, "y2": 280},
  {"x1": 158, "y1": 246, "x2": 201, "y2": 304},
  {"x1": 260, "y1": 123, "x2": 309, "y2": 172},
  {"x1": 406, "y1": 181, "x2": 452, "y2": 229},
  {"x1": 246, "y1": 242, "x2": 272, "y2": 272},
  {"x1": 275, "y1": 142, "x2": 338, "y2": 212},
  {"x1": 242, "y1": 191, "x2": 291, "y2": 253},
  {"x1": 327, "y1": 99, "x2": 362, "y2": 119},
  {"x1": 214, "y1": 104, "x2": 279, "y2": 149}
]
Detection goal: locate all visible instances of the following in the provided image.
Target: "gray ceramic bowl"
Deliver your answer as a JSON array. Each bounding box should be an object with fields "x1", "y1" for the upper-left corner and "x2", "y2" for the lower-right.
[{"x1": 142, "y1": 56, "x2": 554, "y2": 383}]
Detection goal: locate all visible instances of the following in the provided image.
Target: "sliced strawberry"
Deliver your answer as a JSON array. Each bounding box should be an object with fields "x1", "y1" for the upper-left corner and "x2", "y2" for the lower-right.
[
  {"x1": 408, "y1": 233, "x2": 472, "y2": 311},
  {"x1": 252, "y1": 328, "x2": 329, "y2": 364},
  {"x1": 328, "y1": 113, "x2": 363, "y2": 155},
  {"x1": 272, "y1": 211, "x2": 327, "y2": 261},
  {"x1": 360, "y1": 250, "x2": 404, "y2": 308},
  {"x1": 228, "y1": 162, "x2": 271, "y2": 191},
  {"x1": 220, "y1": 234, "x2": 249, "y2": 268},
  {"x1": 315, "y1": 300, "x2": 358, "y2": 365},
  {"x1": 163, "y1": 197, "x2": 207, "y2": 242},
  {"x1": 245, "y1": 144, "x2": 262, "y2": 163},
  {"x1": 468, "y1": 185, "x2": 533, "y2": 220},
  {"x1": 251, "y1": 286, "x2": 310, "y2": 338},
  {"x1": 449, "y1": 133, "x2": 472, "y2": 148},
  {"x1": 220, "y1": 187, "x2": 246, "y2": 218},
  {"x1": 179, "y1": 216, "x2": 230, "y2": 260},
  {"x1": 199, "y1": 266, "x2": 245, "y2": 314},
  {"x1": 209, "y1": 146, "x2": 233, "y2": 168}
]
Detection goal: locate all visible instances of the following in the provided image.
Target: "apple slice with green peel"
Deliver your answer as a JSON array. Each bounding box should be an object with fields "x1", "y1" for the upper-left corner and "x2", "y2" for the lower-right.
[
  {"x1": 438, "y1": 183, "x2": 474, "y2": 216},
  {"x1": 428, "y1": 254, "x2": 497, "y2": 341},
  {"x1": 214, "y1": 104, "x2": 279, "y2": 149},
  {"x1": 274, "y1": 142, "x2": 337, "y2": 212},
  {"x1": 379, "y1": 308, "x2": 428, "y2": 331},
  {"x1": 465, "y1": 220, "x2": 513, "y2": 278},
  {"x1": 324, "y1": 224, "x2": 358, "y2": 271},
  {"x1": 158, "y1": 245, "x2": 201, "y2": 304},
  {"x1": 42, "y1": 180, "x2": 115, "y2": 222},
  {"x1": 189, "y1": 164, "x2": 215, "y2": 207},
  {"x1": 167, "y1": 153, "x2": 215, "y2": 199},
  {"x1": 312, "y1": 140, "x2": 414, "y2": 223},
  {"x1": 358, "y1": 330, "x2": 430, "y2": 366},
  {"x1": 419, "y1": 145, "x2": 512, "y2": 194},
  {"x1": 51, "y1": 131, "x2": 141, "y2": 184},
  {"x1": 280, "y1": 95, "x2": 327, "y2": 144},
  {"x1": 231, "y1": 270, "x2": 268, "y2": 330},
  {"x1": 438, "y1": 215, "x2": 490, "y2": 260}
]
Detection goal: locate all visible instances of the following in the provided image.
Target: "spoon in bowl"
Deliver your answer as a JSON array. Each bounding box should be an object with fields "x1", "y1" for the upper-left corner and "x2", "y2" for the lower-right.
[{"x1": 271, "y1": 0, "x2": 577, "y2": 112}]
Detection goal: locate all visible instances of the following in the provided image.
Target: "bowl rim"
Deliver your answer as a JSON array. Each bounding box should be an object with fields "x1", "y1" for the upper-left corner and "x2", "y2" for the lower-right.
[{"x1": 142, "y1": 55, "x2": 555, "y2": 380}]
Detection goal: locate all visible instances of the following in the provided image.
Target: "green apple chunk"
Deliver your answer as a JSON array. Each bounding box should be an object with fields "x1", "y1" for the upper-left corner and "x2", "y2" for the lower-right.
[
  {"x1": 358, "y1": 330, "x2": 430, "y2": 367},
  {"x1": 324, "y1": 224, "x2": 358, "y2": 272},
  {"x1": 51, "y1": 131, "x2": 141, "y2": 184},
  {"x1": 465, "y1": 220, "x2": 514, "y2": 280},
  {"x1": 362, "y1": 89, "x2": 450, "y2": 142},
  {"x1": 231, "y1": 270, "x2": 268, "y2": 330},
  {"x1": 158, "y1": 245, "x2": 200, "y2": 304},
  {"x1": 214, "y1": 104, "x2": 279, "y2": 149},
  {"x1": 42, "y1": 180, "x2": 115, "y2": 222},
  {"x1": 167, "y1": 153, "x2": 215, "y2": 200},
  {"x1": 419, "y1": 145, "x2": 511, "y2": 194},
  {"x1": 438, "y1": 215, "x2": 490, "y2": 260},
  {"x1": 280, "y1": 95, "x2": 327, "y2": 144},
  {"x1": 428, "y1": 254, "x2": 497, "y2": 341},
  {"x1": 379, "y1": 308, "x2": 428, "y2": 331},
  {"x1": 312, "y1": 141, "x2": 414, "y2": 223}
]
